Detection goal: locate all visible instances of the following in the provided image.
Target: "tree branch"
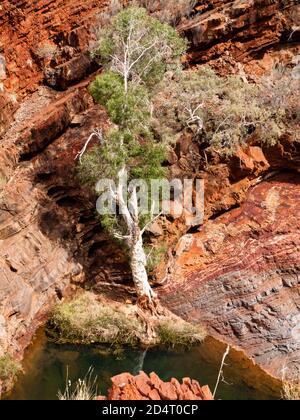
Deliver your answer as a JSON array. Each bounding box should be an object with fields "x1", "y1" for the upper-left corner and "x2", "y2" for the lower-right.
[
  {"x1": 75, "y1": 129, "x2": 103, "y2": 163},
  {"x1": 141, "y1": 209, "x2": 163, "y2": 235},
  {"x1": 128, "y1": 40, "x2": 159, "y2": 72}
]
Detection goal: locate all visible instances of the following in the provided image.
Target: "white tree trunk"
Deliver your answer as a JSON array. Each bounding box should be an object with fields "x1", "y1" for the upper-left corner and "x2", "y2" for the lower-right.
[
  {"x1": 115, "y1": 168, "x2": 155, "y2": 301},
  {"x1": 130, "y1": 232, "x2": 155, "y2": 300}
]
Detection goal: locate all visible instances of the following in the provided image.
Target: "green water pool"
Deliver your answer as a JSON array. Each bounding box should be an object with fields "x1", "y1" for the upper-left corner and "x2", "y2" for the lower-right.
[{"x1": 5, "y1": 331, "x2": 279, "y2": 401}]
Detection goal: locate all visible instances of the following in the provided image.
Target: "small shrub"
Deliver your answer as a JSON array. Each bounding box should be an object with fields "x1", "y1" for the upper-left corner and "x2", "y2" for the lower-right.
[
  {"x1": 92, "y1": 0, "x2": 123, "y2": 28},
  {"x1": 259, "y1": 66, "x2": 300, "y2": 135},
  {"x1": 145, "y1": 244, "x2": 168, "y2": 273},
  {"x1": 152, "y1": 66, "x2": 291, "y2": 154},
  {"x1": 136, "y1": 0, "x2": 196, "y2": 25},
  {"x1": 35, "y1": 43, "x2": 57, "y2": 60},
  {"x1": 0, "y1": 174, "x2": 7, "y2": 189},
  {"x1": 0, "y1": 355, "x2": 21, "y2": 382},
  {"x1": 156, "y1": 319, "x2": 206, "y2": 349}
]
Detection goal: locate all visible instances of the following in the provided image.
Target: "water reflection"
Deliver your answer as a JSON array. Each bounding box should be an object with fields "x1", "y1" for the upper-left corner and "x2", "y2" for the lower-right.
[{"x1": 6, "y1": 331, "x2": 280, "y2": 400}]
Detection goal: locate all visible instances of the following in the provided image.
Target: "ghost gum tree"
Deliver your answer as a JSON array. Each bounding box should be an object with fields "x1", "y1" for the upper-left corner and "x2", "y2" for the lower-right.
[{"x1": 78, "y1": 7, "x2": 186, "y2": 303}]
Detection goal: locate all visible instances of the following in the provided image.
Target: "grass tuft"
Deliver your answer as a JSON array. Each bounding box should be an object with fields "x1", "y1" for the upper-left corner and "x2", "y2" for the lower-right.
[
  {"x1": 156, "y1": 319, "x2": 206, "y2": 349},
  {"x1": 282, "y1": 381, "x2": 300, "y2": 400},
  {"x1": 48, "y1": 292, "x2": 206, "y2": 350},
  {"x1": 58, "y1": 367, "x2": 98, "y2": 401},
  {"x1": 48, "y1": 292, "x2": 144, "y2": 347}
]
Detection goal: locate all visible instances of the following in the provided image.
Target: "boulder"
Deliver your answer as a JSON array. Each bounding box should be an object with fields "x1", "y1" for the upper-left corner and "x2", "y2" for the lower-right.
[{"x1": 101, "y1": 371, "x2": 213, "y2": 401}]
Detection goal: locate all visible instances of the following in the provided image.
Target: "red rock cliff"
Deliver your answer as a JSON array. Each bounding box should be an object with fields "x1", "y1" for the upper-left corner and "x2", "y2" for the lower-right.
[
  {"x1": 161, "y1": 172, "x2": 300, "y2": 382},
  {"x1": 0, "y1": 0, "x2": 299, "y2": 389}
]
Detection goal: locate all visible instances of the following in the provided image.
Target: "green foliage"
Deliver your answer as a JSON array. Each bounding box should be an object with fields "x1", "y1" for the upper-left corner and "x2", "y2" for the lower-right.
[
  {"x1": 107, "y1": 86, "x2": 150, "y2": 130},
  {"x1": 156, "y1": 320, "x2": 206, "y2": 349},
  {"x1": 78, "y1": 129, "x2": 166, "y2": 187},
  {"x1": 152, "y1": 67, "x2": 287, "y2": 154},
  {"x1": 129, "y1": 140, "x2": 167, "y2": 181},
  {"x1": 89, "y1": 71, "x2": 123, "y2": 106},
  {"x1": 145, "y1": 243, "x2": 168, "y2": 273},
  {"x1": 90, "y1": 73, "x2": 151, "y2": 132},
  {"x1": 47, "y1": 293, "x2": 144, "y2": 347},
  {"x1": 92, "y1": 6, "x2": 186, "y2": 88},
  {"x1": 0, "y1": 355, "x2": 21, "y2": 382}
]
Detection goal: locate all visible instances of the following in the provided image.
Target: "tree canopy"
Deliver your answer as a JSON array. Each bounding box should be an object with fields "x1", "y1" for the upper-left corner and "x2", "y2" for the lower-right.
[{"x1": 92, "y1": 6, "x2": 186, "y2": 90}]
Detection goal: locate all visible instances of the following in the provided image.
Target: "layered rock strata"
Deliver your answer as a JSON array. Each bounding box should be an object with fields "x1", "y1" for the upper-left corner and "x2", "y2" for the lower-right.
[
  {"x1": 161, "y1": 172, "x2": 300, "y2": 381},
  {"x1": 0, "y1": 0, "x2": 299, "y2": 390}
]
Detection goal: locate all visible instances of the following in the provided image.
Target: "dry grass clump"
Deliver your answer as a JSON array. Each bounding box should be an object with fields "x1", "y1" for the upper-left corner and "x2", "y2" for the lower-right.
[
  {"x1": 58, "y1": 368, "x2": 98, "y2": 401},
  {"x1": 156, "y1": 319, "x2": 206, "y2": 349},
  {"x1": 0, "y1": 355, "x2": 21, "y2": 382},
  {"x1": 136, "y1": 0, "x2": 196, "y2": 25},
  {"x1": 282, "y1": 381, "x2": 300, "y2": 400},
  {"x1": 35, "y1": 43, "x2": 57, "y2": 60},
  {"x1": 48, "y1": 292, "x2": 144, "y2": 347},
  {"x1": 0, "y1": 354, "x2": 22, "y2": 393},
  {"x1": 48, "y1": 292, "x2": 206, "y2": 350}
]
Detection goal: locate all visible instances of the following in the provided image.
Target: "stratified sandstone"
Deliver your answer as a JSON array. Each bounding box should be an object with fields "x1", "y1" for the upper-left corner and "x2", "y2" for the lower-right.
[
  {"x1": 160, "y1": 172, "x2": 300, "y2": 381},
  {"x1": 0, "y1": 81, "x2": 133, "y2": 358},
  {"x1": 98, "y1": 371, "x2": 213, "y2": 400},
  {"x1": 0, "y1": 0, "x2": 299, "y2": 390},
  {"x1": 0, "y1": 0, "x2": 109, "y2": 135},
  {"x1": 181, "y1": 0, "x2": 300, "y2": 65}
]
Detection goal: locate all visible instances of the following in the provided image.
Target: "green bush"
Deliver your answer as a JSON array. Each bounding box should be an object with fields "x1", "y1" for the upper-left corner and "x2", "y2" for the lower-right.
[
  {"x1": 152, "y1": 66, "x2": 289, "y2": 154},
  {"x1": 0, "y1": 355, "x2": 21, "y2": 382},
  {"x1": 145, "y1": 244, "x2": 168, "y2": 273}
]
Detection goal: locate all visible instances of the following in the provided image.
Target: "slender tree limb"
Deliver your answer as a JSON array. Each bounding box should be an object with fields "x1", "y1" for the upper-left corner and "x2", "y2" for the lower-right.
[
  {"x1": 213, "y1": 345, "x2": 230, "y2": 398},
  {"x1": 75, "y1": 130, "x2": 103, "y2": 163}
]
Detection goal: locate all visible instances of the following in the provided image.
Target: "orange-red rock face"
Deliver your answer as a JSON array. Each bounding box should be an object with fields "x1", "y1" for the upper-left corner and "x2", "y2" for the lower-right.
[
  {"x1": 0, "y1": 0, "x2": 107, "y2": 93},
  {"x1": 160, "y1": 172, "x2": 300, "y2": 381},
  {"x1": 98, "y1": 371, "x2": 214, "y2": 400},
  {"x1": 0, "y1": 0, "x2": 109, "y2": 135},
  {"x1": 0, "y1": 82, "x2": 132, "y2": 360},
  {"x1": 181, "y1": 0, "x2": 300, "y2": 65},
  {"x1": 0, "y1": 0, "x2": 299, "y2": 389}
]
